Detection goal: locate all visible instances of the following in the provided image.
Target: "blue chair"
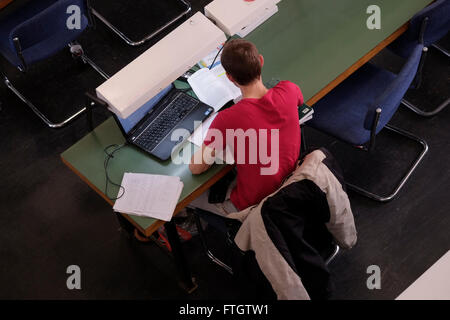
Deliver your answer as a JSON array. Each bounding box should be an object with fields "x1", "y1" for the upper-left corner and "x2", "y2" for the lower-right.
[
  {"x1": 0, "y1": 0, "x2": 108, "y2": 128},
  {"x1": 389, "y1": 0, "x2": 450, "y2": 117},
  {"x1": 307, "y1": 24, "x2": 429, "y2": 202}
]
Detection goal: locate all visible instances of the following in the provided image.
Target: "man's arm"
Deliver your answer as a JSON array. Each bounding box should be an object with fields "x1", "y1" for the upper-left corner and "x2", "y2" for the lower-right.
[{"x1": 189, "y1": 143, "x2": 215, "y2": 175}]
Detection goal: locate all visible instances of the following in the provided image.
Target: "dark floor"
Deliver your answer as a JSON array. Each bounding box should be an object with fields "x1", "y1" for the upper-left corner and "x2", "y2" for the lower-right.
[{"x1": 0, "y1": 0, "x2": 449, "y2": 300}]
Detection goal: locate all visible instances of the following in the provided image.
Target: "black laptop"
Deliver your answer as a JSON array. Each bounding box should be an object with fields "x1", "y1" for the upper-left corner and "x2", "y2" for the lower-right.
[{"x1": 113, "y1": 84, "x2": 214, "y2": 161}]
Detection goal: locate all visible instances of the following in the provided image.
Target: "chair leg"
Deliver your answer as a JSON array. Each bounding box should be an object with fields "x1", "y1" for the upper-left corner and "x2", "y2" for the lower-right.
[
  {"x1": 401, "y1": 98, "x2": 450, "y2": 117},
  {"x1": 193, "y1": 210, "x2": 234, "y2": 275},
  {"x1": 91, "y1": 0, "x2": 192, "y2": 46},
  {"x1": 69, "y1": 42, "x2": 110, "y2": 80},
  {"x1": 300, "y1": 125, "x2": 308, "y2": 156},
  {"x1": 346, "y1": 124, "x2": 428, "y2": 202},
  {"x1": 325, "y1": 244, "x2": 340, "y2": 266},
  {"x1": 432, "y1": 44, "x2": 450, "y2": 58},
  {"x1": 400, "y1": 44, "x2": 449, "y2": 117},
  {"x1": 3, "y1": 75, "x2": 86, "y2": 128}
]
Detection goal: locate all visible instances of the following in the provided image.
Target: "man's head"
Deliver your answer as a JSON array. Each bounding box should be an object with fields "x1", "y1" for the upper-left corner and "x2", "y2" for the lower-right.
[{"x1": 221, "y1": 39, "x2": 264, "y2": 87}]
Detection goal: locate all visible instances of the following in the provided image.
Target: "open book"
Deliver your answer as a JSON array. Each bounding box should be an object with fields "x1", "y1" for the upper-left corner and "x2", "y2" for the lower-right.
[
  {"x1": 113, "y1": 173, "x2": 183, "y2": 221},
  {"x1": 188, "y1": 64, "x2": 241, "y2": 112}
]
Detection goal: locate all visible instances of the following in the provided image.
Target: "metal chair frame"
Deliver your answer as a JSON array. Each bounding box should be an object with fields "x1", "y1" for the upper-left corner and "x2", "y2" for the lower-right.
[
  {"x1": 1, "y1": 1, "x2": 109, "y2": 128},
  {"x1": 307, "y1": 105, "x2": 429, "y2": 203},
  {"x1": 401, "y1": 44, "x2": 450, "y2": 117},
  {"x1": 91, "y1": 0, "x2": 192, "y2": 46},
  {"x1": 193, "y1": 209, "x2": 341, "y2": 275}
]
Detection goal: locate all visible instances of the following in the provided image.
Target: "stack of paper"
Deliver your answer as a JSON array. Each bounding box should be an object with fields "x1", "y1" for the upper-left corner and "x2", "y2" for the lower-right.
[{"x1": 113, "y1": 173, "x2": 183, "y2": 221}]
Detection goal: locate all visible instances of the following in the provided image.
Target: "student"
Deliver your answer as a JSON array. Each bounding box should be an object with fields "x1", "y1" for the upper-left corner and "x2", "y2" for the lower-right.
[{"x1": 189, "y1": 39, "x2": 303, "y2": 216}]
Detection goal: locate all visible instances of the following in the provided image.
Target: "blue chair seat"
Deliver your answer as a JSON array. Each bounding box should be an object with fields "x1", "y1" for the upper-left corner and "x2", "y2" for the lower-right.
[{"x1": 309, "y1": 64, "x2": 396, "y2": 146}]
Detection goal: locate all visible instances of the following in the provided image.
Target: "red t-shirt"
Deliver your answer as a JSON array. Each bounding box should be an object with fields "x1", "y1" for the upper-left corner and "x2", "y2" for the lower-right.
[{"x1": 204, "y1": 81, "x2": 303, "y2": 211}]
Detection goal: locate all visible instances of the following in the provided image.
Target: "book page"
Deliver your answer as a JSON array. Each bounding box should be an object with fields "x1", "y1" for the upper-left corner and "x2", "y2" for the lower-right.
[
  {"x1": 210, "y1": 64, "x2": 242, "y2": 100},
  {"x1": 188, "y1": 67, "x2": 241, "y2": 112},
  {"x1": 188, "y1": 113, "x2": 218, "y2": 146}
]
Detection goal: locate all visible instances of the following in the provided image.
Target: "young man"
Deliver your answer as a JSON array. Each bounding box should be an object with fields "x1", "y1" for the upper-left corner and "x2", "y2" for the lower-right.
[{"x1": 189, "y1": 39, "x2": 303, "y2": 215}]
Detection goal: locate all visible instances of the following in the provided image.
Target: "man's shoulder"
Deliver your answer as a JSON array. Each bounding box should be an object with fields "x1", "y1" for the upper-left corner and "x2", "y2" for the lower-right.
[{"x1": 274, "y1": 80, "x2": 299, "y2": 91}]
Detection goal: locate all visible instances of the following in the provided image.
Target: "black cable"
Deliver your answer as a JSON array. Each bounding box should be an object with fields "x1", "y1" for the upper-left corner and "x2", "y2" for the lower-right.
[
  {"x1": 103, "y1": 143, "x2": 127, "y2": 201},
  {"x1": 209, "y1": 36, "x2": 232, "y2": 70}
]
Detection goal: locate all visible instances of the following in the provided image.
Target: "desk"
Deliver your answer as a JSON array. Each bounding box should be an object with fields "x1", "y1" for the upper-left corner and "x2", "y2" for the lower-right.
[
  {"x1": 61, "y1": 115, "x2": 232, "y2": 237},
  {"x1": 247, "y1": 0, "x2": 432, "y2": 106},
  {"x1": 62, "y1": 108, "x2": 232, "y2": 292},
  {"x1": 61, "y1": 0, "x2": 432, "y2": 292}
]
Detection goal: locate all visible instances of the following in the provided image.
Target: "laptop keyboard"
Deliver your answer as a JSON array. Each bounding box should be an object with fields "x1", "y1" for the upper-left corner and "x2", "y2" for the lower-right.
[{"x1": 133, "y1": 92, "x2": 199, "y2": 151}]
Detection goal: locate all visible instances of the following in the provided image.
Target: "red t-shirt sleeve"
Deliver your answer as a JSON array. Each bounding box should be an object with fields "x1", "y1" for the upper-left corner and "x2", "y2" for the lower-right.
[
  {"x1": 289, "y1": 81, "x2": 304, "y2": 106},
  {"x1": 296, "y1": 84, "x2": 304, "y2": 106},
  {"x1": 277, "y1": 81, "x2": 304, "y2": 106}
]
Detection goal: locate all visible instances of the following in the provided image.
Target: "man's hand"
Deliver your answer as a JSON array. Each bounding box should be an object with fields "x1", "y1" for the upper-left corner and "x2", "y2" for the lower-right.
[{"x1": 189, "y1": 144, "x2": 215, "y2": 175}]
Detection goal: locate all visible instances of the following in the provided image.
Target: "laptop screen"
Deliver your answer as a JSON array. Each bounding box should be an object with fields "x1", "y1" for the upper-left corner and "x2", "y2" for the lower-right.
[{"x1": 116, "y1": 84, "x2": 173, "y2": 134}]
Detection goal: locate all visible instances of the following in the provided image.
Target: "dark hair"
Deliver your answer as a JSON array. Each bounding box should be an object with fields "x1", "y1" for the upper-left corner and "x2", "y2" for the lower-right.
[{"x1": 221, "y1": 39, "x2": 262, "y2": 86}]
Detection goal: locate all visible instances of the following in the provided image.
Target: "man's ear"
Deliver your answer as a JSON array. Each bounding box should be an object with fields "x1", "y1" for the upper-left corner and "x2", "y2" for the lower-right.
[{"x1": 260, "y1": 54, "x2": 264, "y2": 68}]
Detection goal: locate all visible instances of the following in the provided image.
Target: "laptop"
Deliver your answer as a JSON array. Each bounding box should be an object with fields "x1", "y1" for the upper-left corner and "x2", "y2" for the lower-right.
[{"x1": 113, "y1": 84, "x2": 214, "y2": 161}]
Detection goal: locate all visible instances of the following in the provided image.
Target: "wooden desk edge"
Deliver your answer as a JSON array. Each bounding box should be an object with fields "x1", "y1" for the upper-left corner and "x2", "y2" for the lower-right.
[
  {"x1": 0, "y1": 0, "x2": 13, "y2": 10},
  {"x1": 61, "y1": 154, "x2": 233, "y2": 237},
  {"x1": 306, "y1": 22, "x2": 409, "y2": 106}
]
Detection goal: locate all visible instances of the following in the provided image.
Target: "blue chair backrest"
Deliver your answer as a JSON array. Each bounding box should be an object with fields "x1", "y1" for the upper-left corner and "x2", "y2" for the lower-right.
[
  {"x1": 391, "y1": 0, "x2": 450, "y2": 57},
  {"x1": 10, "y1": 0, "x2": 87, "y2": 51},
  {"x1": 410, "y1": 0, "x2": 450, "y2": 47},
  {"x1": 364, "y1": 43, "x2": 424, "y2": 130}
]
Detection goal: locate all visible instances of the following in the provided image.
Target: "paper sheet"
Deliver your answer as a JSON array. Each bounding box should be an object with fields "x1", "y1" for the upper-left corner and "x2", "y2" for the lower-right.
[
  {"x1": 113, "y1": 173, "x2": 183, "y2": 221},
  {"x1": 188, "y1": 113, "x2": 218, "y2": 146},
  {"x1": 188, "y1": 65, "x2": 241, "y2": 112}
]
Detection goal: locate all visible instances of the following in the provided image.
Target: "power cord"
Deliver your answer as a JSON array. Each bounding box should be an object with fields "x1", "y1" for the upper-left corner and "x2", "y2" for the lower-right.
[
  {"x1": 104, "y1": 143, "x2": 127, "y2": 201},
  {"x1": 209, "y1": 36, "x2": 232, "y2": 70}
]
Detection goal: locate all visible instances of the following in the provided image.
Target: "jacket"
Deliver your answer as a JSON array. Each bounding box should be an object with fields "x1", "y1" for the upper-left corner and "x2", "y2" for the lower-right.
[{"x1": 228, "y1": 148, "x2": 357, "y2": 300}]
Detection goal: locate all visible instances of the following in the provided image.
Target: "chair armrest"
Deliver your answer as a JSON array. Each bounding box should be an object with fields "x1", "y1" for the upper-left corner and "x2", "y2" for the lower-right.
[{"x1": 363, "y1": 43, "x2": 424, "y2": 131}]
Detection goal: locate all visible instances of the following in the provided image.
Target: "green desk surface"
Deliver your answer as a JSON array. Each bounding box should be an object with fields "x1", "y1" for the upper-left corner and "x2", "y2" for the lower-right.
[
  {"x1": 62, "y1": 0, "x2": 431, "y2": 233},
  {"x1": 246, "y1": 0, "x2": 432, "y2": 103},
  {"x1": 61, "y1": 117, "x2": 229, "y2": 232}
]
